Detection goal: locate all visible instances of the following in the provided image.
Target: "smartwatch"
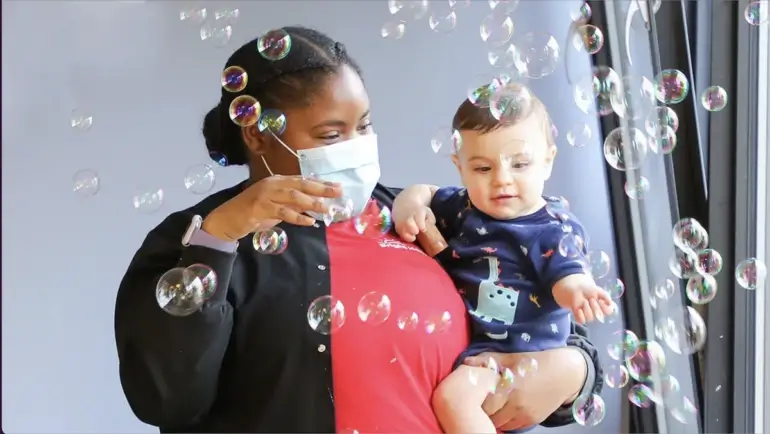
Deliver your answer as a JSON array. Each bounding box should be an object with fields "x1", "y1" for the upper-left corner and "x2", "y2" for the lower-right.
[{"x1": 182, "y1": 214, "x2": 239, "y2": 253}]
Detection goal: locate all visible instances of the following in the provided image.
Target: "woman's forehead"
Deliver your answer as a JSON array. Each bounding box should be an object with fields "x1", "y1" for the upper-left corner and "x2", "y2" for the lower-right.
[{"x1": 288, "y1": 66, "x2": 370, "y2": 128}]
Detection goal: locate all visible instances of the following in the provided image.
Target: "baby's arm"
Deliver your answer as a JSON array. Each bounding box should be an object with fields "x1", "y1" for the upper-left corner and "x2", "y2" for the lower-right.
[
  {"x1": 432, "y1": 365, "x2": 499, "y2": 434},
  {"x1": 552, "y1": 274, "x2": 614, "y2": 323},
  {"x1": 527, "y1": 223, "x2": 613, "y2": 323},
  {"x1": 393, "y1": 185, "x2": 439, "y2": 242},
  {"x1": 394, "y1": 185, "x2": 467, "y2": 242}
]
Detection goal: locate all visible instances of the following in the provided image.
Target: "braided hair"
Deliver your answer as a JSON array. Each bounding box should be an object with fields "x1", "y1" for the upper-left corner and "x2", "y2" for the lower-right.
[{"x1": 202, "y1": 26, "x2": 362, "y2": 166}]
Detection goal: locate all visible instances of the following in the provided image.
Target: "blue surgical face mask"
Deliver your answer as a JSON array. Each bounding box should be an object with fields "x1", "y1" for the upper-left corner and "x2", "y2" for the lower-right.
[{"x1": 261, "y1": 133, "x2": 381, "y2": 221}]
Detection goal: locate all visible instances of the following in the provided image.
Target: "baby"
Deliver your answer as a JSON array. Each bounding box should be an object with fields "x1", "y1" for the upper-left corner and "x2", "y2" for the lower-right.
[{"x1": 392, "y1": 84, "x2": 614, "y2": 434}]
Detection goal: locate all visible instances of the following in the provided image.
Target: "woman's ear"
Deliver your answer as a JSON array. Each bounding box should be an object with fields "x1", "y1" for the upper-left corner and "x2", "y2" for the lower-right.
[{"x1": 241, "y1": 125, "x2": 268, "y2": 155}]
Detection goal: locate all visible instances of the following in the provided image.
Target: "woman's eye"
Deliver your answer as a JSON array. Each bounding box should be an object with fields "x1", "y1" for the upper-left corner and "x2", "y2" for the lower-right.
[
  {"x1": 474, "y1": 167, "x2": 491, "y2": 173},
  {"x1": 358, "y1": 122, "x2": 373, "y2": 131}
]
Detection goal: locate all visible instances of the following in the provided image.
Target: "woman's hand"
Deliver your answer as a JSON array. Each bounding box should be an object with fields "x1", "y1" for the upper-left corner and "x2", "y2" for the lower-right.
[
  {"x1": 464, "y1": 347, "x2": 588, "y2": 431},
  {"x1": 202, "y1": 175, "x2": 343, "y2": 242}
]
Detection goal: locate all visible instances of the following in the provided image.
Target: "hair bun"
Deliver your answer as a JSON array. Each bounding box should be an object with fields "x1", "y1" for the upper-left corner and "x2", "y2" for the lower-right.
[{"x1": 201, "y1": 104, "x2": 247, "y2": 166}]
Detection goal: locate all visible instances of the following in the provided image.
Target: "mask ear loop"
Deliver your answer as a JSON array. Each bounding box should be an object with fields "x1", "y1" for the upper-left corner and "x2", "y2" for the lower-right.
[{"x1": 260, "y1": 130, "x2": 299, "y2": 177}]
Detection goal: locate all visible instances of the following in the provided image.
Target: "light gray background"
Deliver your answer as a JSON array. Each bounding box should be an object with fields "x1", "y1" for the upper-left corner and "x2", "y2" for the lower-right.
[{"x1": 2, "y1": 1, "x2": 636, "y2": 432}]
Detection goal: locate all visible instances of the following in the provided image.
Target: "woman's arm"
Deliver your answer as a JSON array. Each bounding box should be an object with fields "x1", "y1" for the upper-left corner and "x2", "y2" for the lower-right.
[{"x1": 114, "y1": 211, "x2": 236, "y2": 429}]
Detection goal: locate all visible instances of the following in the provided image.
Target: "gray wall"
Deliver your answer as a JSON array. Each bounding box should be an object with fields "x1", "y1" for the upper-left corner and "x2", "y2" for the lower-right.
[{"x1": 2, "y1": 1, "x2": 622, "y2": 432}]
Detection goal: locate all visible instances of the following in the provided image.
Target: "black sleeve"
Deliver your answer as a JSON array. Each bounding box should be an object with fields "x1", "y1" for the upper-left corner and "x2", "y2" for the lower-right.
[
  {"x1": 114, "y1": 211, "x2": 237, "y2": 428},
  {"x1": 540, "y1": 321, "x2": 603, "y2": 427}
]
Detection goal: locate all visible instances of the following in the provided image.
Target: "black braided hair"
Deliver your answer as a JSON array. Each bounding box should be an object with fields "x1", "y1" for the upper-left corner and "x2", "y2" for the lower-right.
[{"x1": 202, "y1": 26, "x2": 362, "y2": 166}]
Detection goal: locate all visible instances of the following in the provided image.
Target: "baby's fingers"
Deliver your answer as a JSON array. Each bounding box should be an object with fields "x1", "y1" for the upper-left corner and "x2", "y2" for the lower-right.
[
  {"x1": 597, "y1": 292, "x2": 616, "y2": 315},
  {"x1": 397, "y1": 217, "x2": 420, "y2": 242}
]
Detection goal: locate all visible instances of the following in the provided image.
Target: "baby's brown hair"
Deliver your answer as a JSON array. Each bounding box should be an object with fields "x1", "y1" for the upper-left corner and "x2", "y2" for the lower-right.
[{"x1": 452, "y1": 82, "x2": 556, "y2": 148}]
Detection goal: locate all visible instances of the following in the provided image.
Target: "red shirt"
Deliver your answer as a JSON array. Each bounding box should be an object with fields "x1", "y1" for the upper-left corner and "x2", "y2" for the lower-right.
[{"x1": 328, "y1": 215, "x2": 469, "y2": 433}]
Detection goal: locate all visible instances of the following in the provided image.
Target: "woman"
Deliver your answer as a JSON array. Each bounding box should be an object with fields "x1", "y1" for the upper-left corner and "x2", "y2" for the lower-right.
[{"x1": 114, "y1": 26, "x2": 602, "y2": 433}]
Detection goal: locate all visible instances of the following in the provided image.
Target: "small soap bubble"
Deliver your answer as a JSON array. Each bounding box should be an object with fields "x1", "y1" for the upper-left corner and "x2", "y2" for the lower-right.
[
  {"x1": 323, "y1": 198, "x2": 355, "y2": 226},
  {"x1": 354, "y1": 202, "x2": 393, "y2": 238},
  {"x1": 396, "y1": 312, "x2": 420, "y2": 331},
  {"x1": 424, "y1": 311, "x2": 453, "y2": 334},
  {"x1": 468, "y1": 73, "x2": 514, "y2": 108},
  {"x1": 512, "y1": 32, "x2": 561, "y2": 79},
  {"x1": 184, "y1": 164, "x2": 215, "y2": 195},
  {"x1": 480, "y1": 10, "x2": 515, "y2": 47},
  {"x1": 213, "y1": 8, "x2": 240, "y2": 21},
  {"x1": 199, "y1": 22, "x2": 232, "y2": 47},
  {"x1": 575, "y1": 65, "x2": 623, "y2": 116},
  {"x1": 626, "y1": 340, "x2": 667, "y2": 382},
  {"x1": 586, "y1": 250, "x2": 611, "y2": 279},
  {"x1": 229, "y1": 95, "x2": 261, "y2": 127},
  {"x1": 572, "y1": 393, "x2": 606, "y2": 427},
  {"x1": 653, "y1": 278, "x2": 677, "y2": 300},
  {"x1": 566, "y1": 123, "x2": 592, "y2": 148},
  {"x1": 628, "y1": 384, "x2": 655, "y2": 408},
  {"x1": 307, "y1": 295, "x2": 346, "y2": 335},
  {"x1": 488, "y1": 44, "x2": 517, "y2": 68},
  {"x1": 662, "y1": 306, "x2": 707, "y2": 355},
  {"x1": 607, "y1": 329, "x2": 640, "y2": 361},
  {"x1": 428, "y1": 2, "x2": 458, "y2": 34},
  {"x1": 183, "y1": 264, "x2": 218, "y2": 299},
  {"x1": 696, "y1": 248, "x2": 723, "y2": 275},
  {"x1": 700, "y1": 85, "x2": 728, "y2": 112},
  {"x1": 73, "y1": 169, "x2": 100, "y2": 197},
  {"x1": 221, "y1": 66, "x2": 248, "y2": 93},
  {"x1": 388, "y1": 0, "x2": 430, "y2": 20},
  {"x1": 644, "y1": 106, "x2": 679, "y2": 136},
  {"x1": 558, "y1": 232, "x2": 585, "y2": 258},
  {"x1": 669, "y1": 249, "x2": 699, "y2": 279},
  {"x1": 611, "y1": 75, "x2": 656, "y2": 120},
  {"x1": 624, "y1": 176, "x2": 650, "y2": 199},
  {"x1": 573, "y1": 24, "x2": 604, "y2": 54},
  {"x1": 545, "y1": 196, "x2": 570, "y2": 220},
  {"x1": 735, "y1": 257, "x2": 767, "y2": 290},
  {"x1": 649, "y1": 125, "x2": 678, "y2": 154},
  {"x1": 488, "y1": 0, "x2": 519, "y2": 13},
  {"x1": 431, "y1": 127, "x2": 463, "y2": 155},
  {"x1": 685, "y1": 274, "x2": 718, "y2": 304},
  {"x1": 602, "y1": 278, "x2": 625, "y2": 299},
  {"x1": 257, "y1": 29, "x2": 292, "y2": 60},
  {"x1": 155, "y1": 266, "x2": 211, "y2": 316},
  {"x1": 70, "y1": 109, "x2": 93, "y2": 132},
  {"x1": 253, "y1": 227, "x2": 288, "y2": 254},
  {"x1": 381, "y1": 21, "x2": 406, "y2": 40},
  {"x1": 515, "y1": 357, "x2": 538, "y2": 377},
  {"x1": 604, "y1": 364, "x2": 629, "y2": 388},
  {"x1": 603, "y1": 127, "x2": 649, "y2": 171},
  {"x1": 571, "y1": 2, "x2": 592, "y2": 24},
  {"x1": 357, "y1": 291, "x2": 392, "y2": 325},
  {"x1": 257, "y1": 109, "x2": 287, "y2": 135},
  {"x1": 744, "y1": 1, "x2": 769, "y2": 25},
  {"x1": 654, "y1": 69, "x2": 690, "y2": 104},
  {"x1": 672, "y1": 217, "x2": 708, "y2": 252},
  {"x1": 209, "y1": 151, "x2": 228, "y2": 167},
  {"x1": 490, "y1": 84, "x2": 533, "y2": 122},
  {"x1": 179, "y1": 7, "x2": 207, "y2": 23},
  {"x1": 133, "y1": 188, "x2": 164, "y2": 214}
]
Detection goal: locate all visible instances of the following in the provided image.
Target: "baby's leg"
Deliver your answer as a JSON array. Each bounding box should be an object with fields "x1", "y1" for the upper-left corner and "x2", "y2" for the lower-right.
[{"x1": 432, "y1": 364, "x2": 499, "y2": 434}]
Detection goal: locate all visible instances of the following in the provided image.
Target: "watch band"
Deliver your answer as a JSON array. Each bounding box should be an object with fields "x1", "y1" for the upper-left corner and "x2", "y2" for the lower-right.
[{"x1": 183, "y1": 215, "x2": 239, "y2": 253}]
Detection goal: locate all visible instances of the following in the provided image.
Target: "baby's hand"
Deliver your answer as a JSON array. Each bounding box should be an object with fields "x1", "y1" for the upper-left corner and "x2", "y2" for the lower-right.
[
  {"x1": 393, "y1": 204, "x2": 436, "y2": 243},
  {"x1": 552, "y1": 275, "x2": 615, "y2": 324}
]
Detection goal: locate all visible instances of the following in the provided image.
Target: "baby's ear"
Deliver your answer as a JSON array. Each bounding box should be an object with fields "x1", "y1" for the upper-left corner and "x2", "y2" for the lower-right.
[
  {"x1": 451, "y1": 154, "x2": 462, "y2": 172},
  {"x1": 544, "y1": 145, "x2": 557, "y2": 179}
]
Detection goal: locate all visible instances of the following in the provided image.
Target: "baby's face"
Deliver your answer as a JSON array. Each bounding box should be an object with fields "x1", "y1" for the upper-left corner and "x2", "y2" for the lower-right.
[{"x1": 452, "y1": 114, "x2": 556, "y2": 220}]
